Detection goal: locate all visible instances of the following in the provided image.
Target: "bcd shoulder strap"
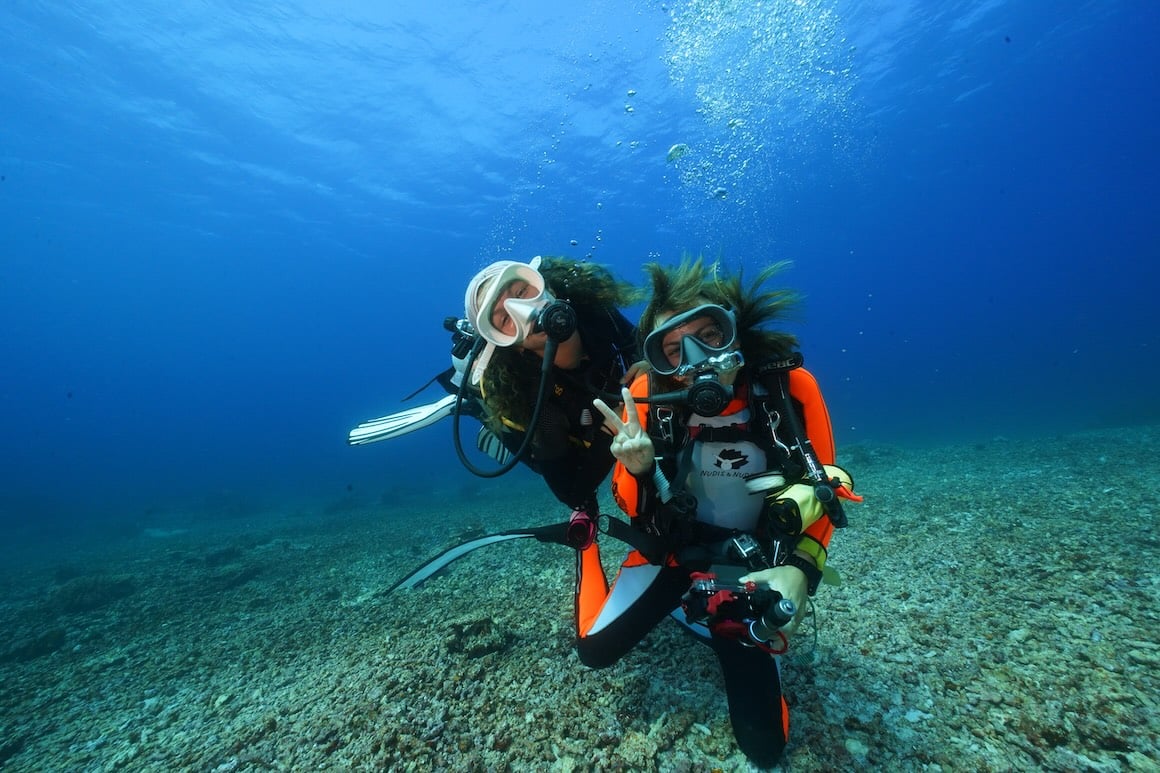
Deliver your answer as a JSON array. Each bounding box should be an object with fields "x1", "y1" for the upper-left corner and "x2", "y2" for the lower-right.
[
  {"x1": 644, "y1": 368, "x2": 780, "y2": 468},
  {"x1": 644, "y1": 371, "x2": 686, "y2": 464},
  {"x1": 755, "y1": 356, "x2": 849, "y2": 529}
]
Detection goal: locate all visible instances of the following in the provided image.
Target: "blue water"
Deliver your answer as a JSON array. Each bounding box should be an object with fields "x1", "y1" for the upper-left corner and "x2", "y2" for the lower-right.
[{"x1": 1, "y1": 0, "x2": 1156, "y2": 528}]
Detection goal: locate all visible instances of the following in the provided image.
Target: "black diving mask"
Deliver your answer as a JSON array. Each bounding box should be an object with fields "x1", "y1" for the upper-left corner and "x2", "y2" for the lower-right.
[{"x1": 644, "y1": 304, "x2": 740, "y2": 377}]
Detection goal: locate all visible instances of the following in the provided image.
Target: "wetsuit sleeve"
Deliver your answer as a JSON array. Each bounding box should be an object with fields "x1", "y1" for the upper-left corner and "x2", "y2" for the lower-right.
[
  {"x1": 789, "y1": 367, "x2": 838, "y2": 560},
  {"x1": 495, "y1": 409, "x2": 610, "y2": 513},
  {"x1": 609, "y1": 375, "x2": 652, "y2": 517},
  {"x1": 537, "y1": 438, "x2": 615, "y2": 513},
  {"x1": 790, "y1": 367, "x2": 835, "y2": 465}
]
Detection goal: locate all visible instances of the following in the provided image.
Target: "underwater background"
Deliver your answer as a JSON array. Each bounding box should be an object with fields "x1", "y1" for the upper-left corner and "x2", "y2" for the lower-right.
[
  {"x1": 2, "y1": 0, "x2": 1157, "y2": 531},
  {"x1": 2, "y1": 2, "x2": 1160, "y2": 770}
]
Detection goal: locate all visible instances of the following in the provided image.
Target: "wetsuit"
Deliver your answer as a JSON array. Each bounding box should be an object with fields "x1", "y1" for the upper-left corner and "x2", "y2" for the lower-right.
[
  {"x1": 574, "y1": 365, "x2": 840, "y2": 767},
  {"x1": 494, "y1": 303, "x2": 638, "y2": 511}
]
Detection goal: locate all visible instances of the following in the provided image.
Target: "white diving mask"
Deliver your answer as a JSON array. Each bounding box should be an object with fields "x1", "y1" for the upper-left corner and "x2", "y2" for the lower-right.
[{"x1": 464, "y1": 256, "x2": 555, "y2": 384}]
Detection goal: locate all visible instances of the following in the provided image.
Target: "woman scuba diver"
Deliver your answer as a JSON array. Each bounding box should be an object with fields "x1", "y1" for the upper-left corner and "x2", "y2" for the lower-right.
[
  {"x1": 585, "y1": 256, "x2": 860, "y2": 768},
  {"x1": 453, "y1": 256, "x2": 643, "y2": 523}
]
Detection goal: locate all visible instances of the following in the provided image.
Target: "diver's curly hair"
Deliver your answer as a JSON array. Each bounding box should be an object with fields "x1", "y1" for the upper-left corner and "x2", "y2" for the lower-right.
[
  {"x1": 479, "y1": 257, "x2": 641, "y2": 431},
  {"x1": 639, "y1": 255, "x2": 800, "y2": 383}
]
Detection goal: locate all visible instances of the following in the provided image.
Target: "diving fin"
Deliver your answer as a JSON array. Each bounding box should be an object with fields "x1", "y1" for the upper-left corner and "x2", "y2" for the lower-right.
[
  {"x1": 386, "y1": 522, "x2": 571, "y2": 593},
  {"x1": 386, "y1": 532, "x2": 536, "y2": 592},
  {"x1": 348, "y1": 394, "x2": 457, "y2": 445}
]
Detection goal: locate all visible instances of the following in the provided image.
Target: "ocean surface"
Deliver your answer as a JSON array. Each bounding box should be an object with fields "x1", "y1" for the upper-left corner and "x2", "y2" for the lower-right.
[{"x1": 1, "y1": 2, "x2": 1158, "y2": 768}]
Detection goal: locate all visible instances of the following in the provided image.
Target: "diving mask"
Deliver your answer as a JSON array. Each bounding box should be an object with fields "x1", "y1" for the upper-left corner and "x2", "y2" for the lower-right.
[
  {"x1": 466, "y1": 257, "x2": 554, "y2": 348},
  {"x1": 644, "y1": 304, "x2": 740, "y2": 377},
  {"x1": 466, "y1": 256, "x2": 570, "y2": 385}
]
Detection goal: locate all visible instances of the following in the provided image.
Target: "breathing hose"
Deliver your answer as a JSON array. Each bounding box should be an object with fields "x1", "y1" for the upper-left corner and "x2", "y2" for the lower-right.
[{"x1": 452, "y1": 301, "x2": 577, "y2": 478}]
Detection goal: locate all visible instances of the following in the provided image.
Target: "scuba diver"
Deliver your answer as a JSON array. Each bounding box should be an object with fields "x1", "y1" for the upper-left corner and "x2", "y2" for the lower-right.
[
  {"x1": 583, "y1": 256, "x2": 861, "y2": 768},
  {"x1": 457, "y1": 256, "x2": 642, "y2": 518},
  {"x1": 352, "y1": 256, "x2": 641, "y2": 512}
]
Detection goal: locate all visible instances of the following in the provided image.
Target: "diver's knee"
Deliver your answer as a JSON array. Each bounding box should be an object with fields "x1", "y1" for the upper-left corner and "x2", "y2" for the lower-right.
[{"x1": 575, "y1": 640, "x2": 620, "y2": 669}]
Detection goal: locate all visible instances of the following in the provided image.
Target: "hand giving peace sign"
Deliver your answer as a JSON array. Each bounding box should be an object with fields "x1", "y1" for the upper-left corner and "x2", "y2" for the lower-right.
[{"x1": 592, "y1": 387, "x2": 655, "y2": 476}]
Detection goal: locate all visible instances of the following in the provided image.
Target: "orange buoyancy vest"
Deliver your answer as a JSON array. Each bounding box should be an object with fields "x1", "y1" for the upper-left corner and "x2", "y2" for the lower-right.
[{"x1": 610, "y1": 365, "x2": 843, "y2": 554}]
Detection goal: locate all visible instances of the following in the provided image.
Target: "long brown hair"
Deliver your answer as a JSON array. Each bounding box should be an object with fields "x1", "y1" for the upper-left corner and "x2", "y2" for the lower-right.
[{"x1": 639, "y1": 255, "x2": 801, "y2": 385}]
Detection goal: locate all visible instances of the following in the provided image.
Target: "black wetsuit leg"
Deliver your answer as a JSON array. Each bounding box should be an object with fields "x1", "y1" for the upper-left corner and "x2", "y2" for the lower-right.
[
  {"x1": 576, "y1": 565, "x2": 690, "y2": 669},
  {"x1": 710, "y1": 635, "x2": 788, "y2": 768}
]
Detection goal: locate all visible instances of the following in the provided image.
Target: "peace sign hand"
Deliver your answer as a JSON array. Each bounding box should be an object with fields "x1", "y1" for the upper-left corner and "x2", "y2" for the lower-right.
[{"x1": 593, "y1": 387, "x2": 655, "y2": 476}]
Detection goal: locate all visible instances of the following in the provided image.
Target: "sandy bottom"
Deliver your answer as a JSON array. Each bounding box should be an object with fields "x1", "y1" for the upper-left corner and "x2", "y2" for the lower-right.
[{"x1": 1, "y1": 426, "x2": 1158, "y2": 771}]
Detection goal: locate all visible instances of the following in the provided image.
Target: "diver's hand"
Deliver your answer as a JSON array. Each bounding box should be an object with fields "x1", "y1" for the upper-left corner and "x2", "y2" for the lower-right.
[
  {"x1": 593, "y1": 387, "x2": 655, "y2": 476},
  {"x1": 739, "y1": 564, "x2": 810, "y2": 635}
]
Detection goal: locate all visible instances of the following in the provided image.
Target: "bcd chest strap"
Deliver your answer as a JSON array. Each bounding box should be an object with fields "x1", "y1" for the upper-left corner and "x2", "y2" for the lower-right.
[
  {"x1": 645, "y1": 359, "x2": 790, "y2": 474},
  {"x1": 645, "y1": 354, "x2": 848, "y2": 529}
]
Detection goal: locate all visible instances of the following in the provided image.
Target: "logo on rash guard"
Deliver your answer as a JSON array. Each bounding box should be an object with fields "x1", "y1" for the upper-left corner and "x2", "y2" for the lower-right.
[{"x1": 712, "y1": 449, "x2": 749, "y2": 470}]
